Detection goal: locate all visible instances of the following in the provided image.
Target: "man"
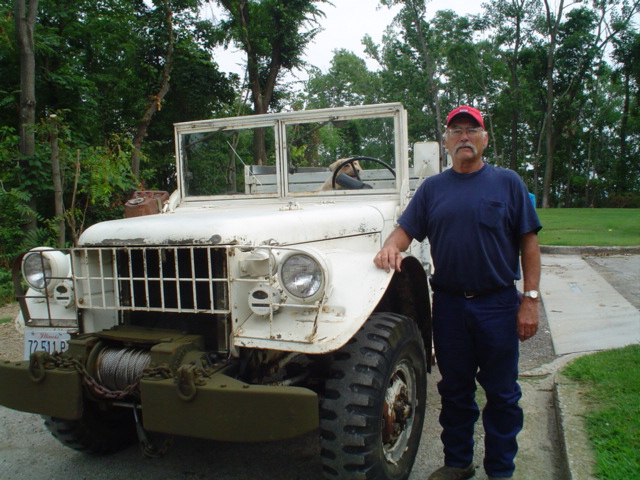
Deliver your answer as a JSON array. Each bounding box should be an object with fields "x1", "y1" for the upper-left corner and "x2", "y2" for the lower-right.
[{"x1": 373, "y1": 106, "x2": 541, "y2": 480}]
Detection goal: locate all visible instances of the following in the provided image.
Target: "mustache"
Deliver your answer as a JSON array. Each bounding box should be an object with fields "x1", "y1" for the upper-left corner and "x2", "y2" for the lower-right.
[{"x1": 454, "y1": 143, "x2": 478, "y2": 155}]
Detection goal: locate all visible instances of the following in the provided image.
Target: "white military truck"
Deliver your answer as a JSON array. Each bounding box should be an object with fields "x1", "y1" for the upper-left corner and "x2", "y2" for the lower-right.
[{"x1": 2, "y1": 103, "x2": 440, "y2": 480}]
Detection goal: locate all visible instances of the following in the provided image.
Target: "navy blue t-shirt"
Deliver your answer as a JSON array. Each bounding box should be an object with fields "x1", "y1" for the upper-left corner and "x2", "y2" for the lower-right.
[{"x1": 399, "y1": 163, "x2": 542, "y2": 293}]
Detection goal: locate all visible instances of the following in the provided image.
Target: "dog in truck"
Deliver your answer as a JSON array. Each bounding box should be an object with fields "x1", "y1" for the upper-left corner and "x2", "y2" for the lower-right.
[{"x1": 318, "y1": 158, "x2": 362, "y2": 191}]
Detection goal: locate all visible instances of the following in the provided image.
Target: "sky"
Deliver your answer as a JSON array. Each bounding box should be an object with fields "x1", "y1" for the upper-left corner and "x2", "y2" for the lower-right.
[{"x1": 206, "y1": 0, "x2": 485, "y2": 77}]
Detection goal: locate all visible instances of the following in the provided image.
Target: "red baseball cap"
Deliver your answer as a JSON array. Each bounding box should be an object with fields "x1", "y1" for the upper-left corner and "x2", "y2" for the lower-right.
[{"x1": 446, "y1": 105, "x2": 485, "y2": 129}]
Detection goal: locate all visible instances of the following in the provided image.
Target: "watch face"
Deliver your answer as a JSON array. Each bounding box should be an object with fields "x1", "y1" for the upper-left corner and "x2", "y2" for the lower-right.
[{"x1": 525, "y1": 290, "x2": 539, "y2": 299}]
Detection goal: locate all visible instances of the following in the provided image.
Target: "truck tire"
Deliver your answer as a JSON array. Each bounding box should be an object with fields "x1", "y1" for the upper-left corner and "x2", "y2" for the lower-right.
[
  {"x1": 320, "y1": 312, "x2": 427, "y2": 480},
  {"x1": 43, "y1": 401, "x2": 137, "y2": 455}
]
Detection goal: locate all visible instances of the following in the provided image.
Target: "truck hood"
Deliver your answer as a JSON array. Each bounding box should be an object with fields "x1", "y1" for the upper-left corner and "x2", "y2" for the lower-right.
[{"x1": 78, "y1": 202, "x2": 390, "y2": 247}]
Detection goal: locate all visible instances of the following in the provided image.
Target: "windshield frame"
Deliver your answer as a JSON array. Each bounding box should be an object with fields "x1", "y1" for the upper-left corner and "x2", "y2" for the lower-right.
[{"x1": 174, "y1": 103, "x2": 408, "y2": 203}]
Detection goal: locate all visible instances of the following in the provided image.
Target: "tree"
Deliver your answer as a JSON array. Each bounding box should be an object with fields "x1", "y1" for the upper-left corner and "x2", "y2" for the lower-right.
[
  {"x1": 380, "y1": 0, "x2": 447, "y2": 168},
  {"x1": 539, "y1": 0, "x2": 640, "y2": 207},
  {"x1": 481, "y1": 0, "x2": 538, "y2": 171},
  {"x1": 1, "y1": 0, "x2": 236, "y2": 250},
  {"x1": 611, "y1": 28, "x2": 640, "y2": 197},
  {"x1": 305, "y1": 49, "x2": 384, "y2": 108},
  {"x1": 47, "y1": 114, "x2": 65, "y2": 246},
  {"x1": 215, "y1": 0, "x2": 327, "y2": 163},
  {"x1": 131, "y1": 2, "x2": 176, "y2": 180},
  {"x1": 14, "y1": 0, "x2": 38, "y2": 232}
]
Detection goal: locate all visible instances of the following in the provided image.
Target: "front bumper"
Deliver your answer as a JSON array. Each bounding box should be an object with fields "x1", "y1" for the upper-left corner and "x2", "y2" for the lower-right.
[
  {"x1": 0, "y1": 359, "x2": 318, "y2": 442},
  {"x1": 140, "y1": 373, "x2": 318, "y2": 442},
  {"x1": 0, "y1": 327, "x2": 319, "y2": 443},
  {"x1": 0, "y1": 359, "x2": 82, "y2": 418}
]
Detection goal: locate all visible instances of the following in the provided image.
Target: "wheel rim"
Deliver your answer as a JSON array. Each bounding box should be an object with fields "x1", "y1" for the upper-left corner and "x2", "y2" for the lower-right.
[{"x1": 381, "y1": 359, "x2": 417, "y2": 464}]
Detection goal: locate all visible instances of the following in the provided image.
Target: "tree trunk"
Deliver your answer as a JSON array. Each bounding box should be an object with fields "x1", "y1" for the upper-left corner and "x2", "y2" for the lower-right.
[
  {"x1": 541, "y1": 0, "x2": 563, "y2": 208},
  {"x1": 14, "y1": 0, "x2": 39, "y2": 232},
  {"x1": 407, "y1": 1, "x2": 444, "y2": 170},
  {"x1": 508, "y1": 32, "x2": 521, "y2": 171},
  {"x1": 237, "y1": 0, "x2": 278, "y2": 165},
  {"x1": 131, "y1": 10, "x2": 174, "y2": 180},
  {"x1": 618, "y1": 70, "x2": 630, "y2": 193},
  {"x1": 67, "y1": 150, "x2": 82, "y2": 246},
  {"x1": 247, "y1": 47, "x2": 268, "y2": 164},
  {"x1": 49, "y1": 116, "x2": 65, "y2": 247}
]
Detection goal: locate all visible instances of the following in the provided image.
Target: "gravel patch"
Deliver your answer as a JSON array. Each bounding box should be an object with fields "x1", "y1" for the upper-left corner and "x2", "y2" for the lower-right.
[{"x1": 0, "y1": 303, "x2": 22, "y2": 362}]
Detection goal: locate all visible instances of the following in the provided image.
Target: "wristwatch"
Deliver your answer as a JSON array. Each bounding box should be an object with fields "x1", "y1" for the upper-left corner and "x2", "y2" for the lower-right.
[{"x1": 522, "y1": 290, "x2": 540, "y2": 300}]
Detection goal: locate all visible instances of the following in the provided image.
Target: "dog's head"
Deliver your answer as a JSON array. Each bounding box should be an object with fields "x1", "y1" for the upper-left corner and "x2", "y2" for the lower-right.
[{"x1": 329, "y1": 158, "x2": 362, "y2": 178}]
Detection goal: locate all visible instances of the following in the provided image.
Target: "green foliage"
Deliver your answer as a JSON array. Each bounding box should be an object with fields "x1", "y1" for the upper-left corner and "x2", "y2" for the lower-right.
[
  {"x1": 305, "y1": 50, "x2": 384, "y2": 108},
  {"x1": 0, "y1": 127, "x2": 28, "y2": 305},
  {"x1": 313, "y1": 0, "x2": 640, "y2": 208},
  {"x1": 215, "y1": 0, "x2": 328, "y2": 113},
  {"x1": 0, "y1": 265, "x2": 16, "y2": 307},
  {"x1": 2, "y1": 0, "x2": 640, "y2": 250},
  {"x1": 218, "y1": 0, "x2": 327, "y2": 70},
  {"x1": 83, "y1": 137, "x2": 139, "y2": 207},
  {"x1": 286, "y1": 116, "x2": 396, "y2": 168},
  {"x1": 0, "y1": 127, "x2": 44, "y2": 267},
  {"x1": 562, "y1": 345, "x2": 640, "y2": 480},
  {"x1": 1, "y1": 0, "x2": 237, "y2": 255},
  {"x1": 182, "y1": 127, "x2": 262, "y2": 195},
  {"x1": 0, "y1": 187, "x2": 40, "y2": 264}
]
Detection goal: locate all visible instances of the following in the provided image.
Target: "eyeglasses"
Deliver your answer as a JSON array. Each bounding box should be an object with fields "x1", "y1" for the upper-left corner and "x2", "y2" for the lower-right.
[{"x1": 447, "y1": 127, "x2": 484, "y2": 138}]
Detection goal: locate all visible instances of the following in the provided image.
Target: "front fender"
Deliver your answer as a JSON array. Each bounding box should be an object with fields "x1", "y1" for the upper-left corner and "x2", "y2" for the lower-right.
[
  {"x1": 232, "y1": 237, "x2": 431, "y2": 359},
  {"x1": 233, "y1": 236, "x2": 396, "y2": 354}
]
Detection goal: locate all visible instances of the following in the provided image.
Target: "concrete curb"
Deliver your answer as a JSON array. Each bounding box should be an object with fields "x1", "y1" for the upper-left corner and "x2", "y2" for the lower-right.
[
  {"x1": 540, "y1": 245, "x2": 640, "y2": 255},
  {"x1": 553, "y1": 371, "x2": 598, "y2": 480}
]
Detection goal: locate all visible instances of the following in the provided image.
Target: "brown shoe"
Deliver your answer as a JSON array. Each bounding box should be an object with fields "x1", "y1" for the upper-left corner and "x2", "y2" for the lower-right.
[{"x1": 428, "y1": 464, "x2": 475, "y2": 480}]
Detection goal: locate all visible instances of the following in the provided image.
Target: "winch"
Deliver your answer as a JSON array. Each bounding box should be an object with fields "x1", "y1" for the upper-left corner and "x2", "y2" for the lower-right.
[{"x1": 93, "y1": 345, "x2": 152, "y2": 392}]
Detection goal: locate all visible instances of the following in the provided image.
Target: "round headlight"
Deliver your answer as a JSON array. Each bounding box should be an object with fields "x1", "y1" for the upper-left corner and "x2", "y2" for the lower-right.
[
  {"x1": 23, "y1": 252, "x2": 52, "y2": 290},
  {"x1": 22, "y1": 248, "x2": 70, "y2": 293},
  {"x1": 279, "y1": 252, "x2": 326, "y2": 302}
]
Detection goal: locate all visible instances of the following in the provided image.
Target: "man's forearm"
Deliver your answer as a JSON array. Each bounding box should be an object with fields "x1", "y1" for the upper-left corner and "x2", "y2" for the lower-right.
[
  {"x1": 518, "y1": 232, "x2": 541, "y2": 341},
  {"x1": 382, "y1": 226, "x2": 413, "y2": 251},
  {"x1": 520, "y1": 232, "x2": 541, "y2": 291}
]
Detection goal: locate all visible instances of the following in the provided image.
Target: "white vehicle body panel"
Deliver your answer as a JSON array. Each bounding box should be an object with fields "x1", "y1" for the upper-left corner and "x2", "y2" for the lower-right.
[{"x1": 79, "y1": 202, "x2": 389, "y2": 247}]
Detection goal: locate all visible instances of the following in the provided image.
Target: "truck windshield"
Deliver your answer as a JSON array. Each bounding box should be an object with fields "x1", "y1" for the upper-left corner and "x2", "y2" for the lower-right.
[{"x1": 179, "y1": 113, "x2": 398, "y2": 198}]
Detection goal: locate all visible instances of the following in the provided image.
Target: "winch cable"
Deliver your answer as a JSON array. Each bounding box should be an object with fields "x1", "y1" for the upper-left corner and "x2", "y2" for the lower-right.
[{"x1": 97, "y1": 346, "x2": 151, "y2": 391}]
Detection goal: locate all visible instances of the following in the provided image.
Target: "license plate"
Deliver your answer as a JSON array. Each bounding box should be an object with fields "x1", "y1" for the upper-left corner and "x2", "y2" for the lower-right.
[{"x1": 23, "y1": 328, "x2": 72, "y2": 360}]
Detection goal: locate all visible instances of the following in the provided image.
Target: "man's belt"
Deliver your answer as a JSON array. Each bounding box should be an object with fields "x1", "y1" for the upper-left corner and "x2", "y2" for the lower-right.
[{"x1": 430, "y1": 282, "x2": 514, "y2": 299}]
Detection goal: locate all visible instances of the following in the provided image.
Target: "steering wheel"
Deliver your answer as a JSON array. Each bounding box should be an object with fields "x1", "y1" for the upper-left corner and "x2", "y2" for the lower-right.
[{"x1": 331, "y1": 156, "x2": 396, "y2": 190}]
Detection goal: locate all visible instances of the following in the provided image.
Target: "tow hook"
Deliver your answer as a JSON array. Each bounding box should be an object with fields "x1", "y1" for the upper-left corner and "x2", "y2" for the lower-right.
[
  {"x1": 28, "y1": 351, "x2": 52, "y2": 384},
  {"x1": 176, "y1": 364, "x2": 200, "y2": 401}
]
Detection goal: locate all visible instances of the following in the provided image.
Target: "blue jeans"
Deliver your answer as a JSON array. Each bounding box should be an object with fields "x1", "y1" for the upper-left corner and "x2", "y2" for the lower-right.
[{"x1": 432, "y1": 286, "x2": 523, "y2": 478}]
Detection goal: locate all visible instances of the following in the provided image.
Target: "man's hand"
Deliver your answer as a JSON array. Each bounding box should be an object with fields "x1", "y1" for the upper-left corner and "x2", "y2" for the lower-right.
[
  {"x1": 517, "y1": 297, "x2": 539, "y2": 341},
  {"x1": 374, "y1": 246, "x2": 404, "y2": 273},
  {"x1": 373, "y1": 227, "x2": 413, "y2": 273}
]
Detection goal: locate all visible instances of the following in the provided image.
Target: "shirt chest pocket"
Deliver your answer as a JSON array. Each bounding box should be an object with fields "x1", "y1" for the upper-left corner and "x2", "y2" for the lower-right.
[{"x1": 479, "y1": 199, "x2": 507, "y2": 230}]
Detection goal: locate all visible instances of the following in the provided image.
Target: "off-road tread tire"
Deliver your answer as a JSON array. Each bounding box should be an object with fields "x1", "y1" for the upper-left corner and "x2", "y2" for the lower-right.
[
  {"x1": 43, "y1": 401, "x2": 137, "y2": 455},
  {"x1": 320, "y1": 312, "x2": 427, "y2": 480}
]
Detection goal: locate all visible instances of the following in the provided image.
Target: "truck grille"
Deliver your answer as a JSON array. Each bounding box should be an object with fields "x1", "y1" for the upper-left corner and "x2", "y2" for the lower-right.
[{"x1": 73, "y1": 246, "x2": 230, "y2": 313}]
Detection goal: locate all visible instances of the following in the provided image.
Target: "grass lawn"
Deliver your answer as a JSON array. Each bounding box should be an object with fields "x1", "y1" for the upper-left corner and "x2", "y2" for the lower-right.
[
  {"x1": 562, "y1": 345, "x2": 640, "y2": 480},
  {"x1": 536, "y1": 208, "x2": 640, "y2": 246}
]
